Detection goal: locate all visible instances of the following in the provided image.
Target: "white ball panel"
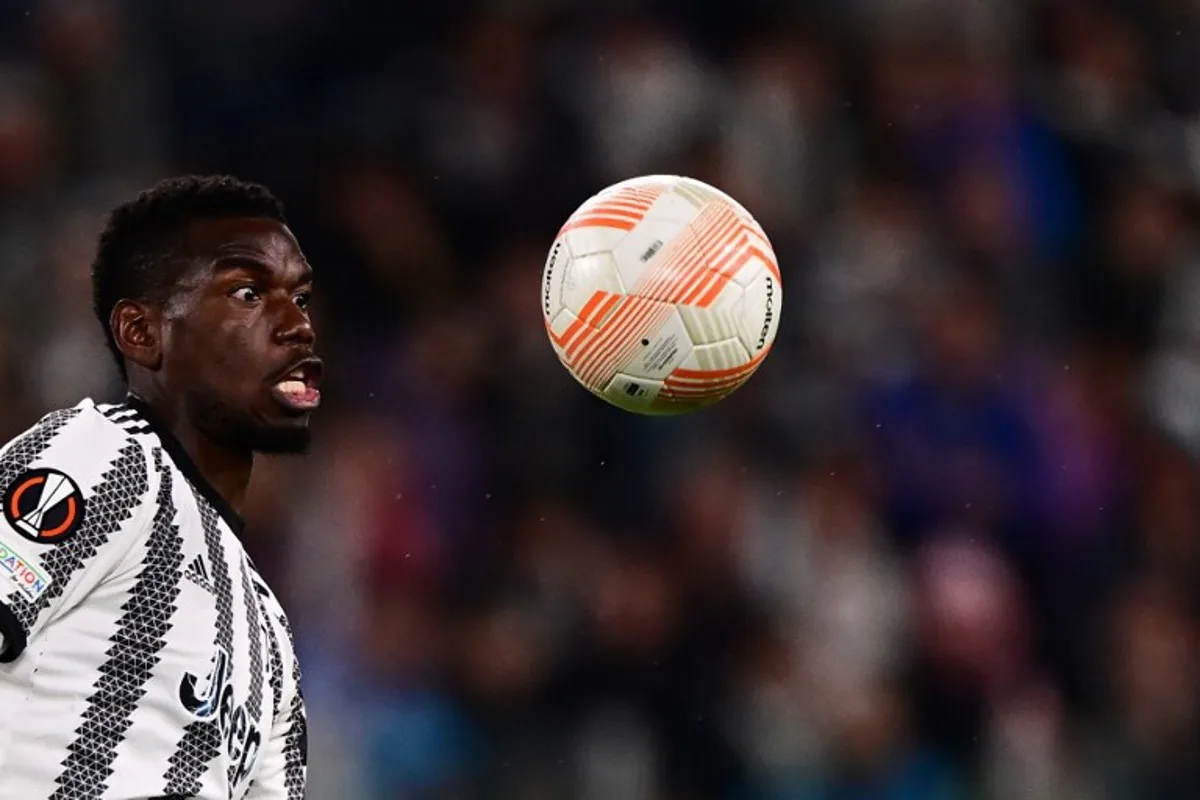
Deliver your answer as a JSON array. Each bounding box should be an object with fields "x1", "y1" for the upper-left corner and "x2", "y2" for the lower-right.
[
  {"x1": 677, "y1": 301, "x2": 742, "y2": 346},
  {"x1": 644, "y1": 188, "x2": 706, "y2": 225},
  {"x1": 565, "y1": 225, "x2": 627, "y2": 258},
  {"x1": 682, "y1": 338, "x2": 753, "y2": 373},
  {"x1": 617, "y1": 308, "x2": 694, "y2": 380},
  {"x1": 730, "y1": 258, "x2": 765, "y2": 289},
  {"x1": 562, "y1": 252, "x2": 624, "y2": 315},
  {"x1": 709, "y1": 277, "x2": 747, "y2": 312}
]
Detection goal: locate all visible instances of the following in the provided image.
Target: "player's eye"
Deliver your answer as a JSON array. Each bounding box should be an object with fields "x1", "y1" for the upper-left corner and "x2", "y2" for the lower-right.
[
  {"x1": 294, "y1": 291, "x2": 312, "y2": 310},
  {"x1": 231, "y1": 286, "x2": 261, "y2": 304}
]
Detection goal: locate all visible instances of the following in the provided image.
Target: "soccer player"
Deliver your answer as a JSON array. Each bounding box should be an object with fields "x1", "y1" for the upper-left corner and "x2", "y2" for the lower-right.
[{"x1": 0, "y1": 176, "x2": 319, "y2": 799}]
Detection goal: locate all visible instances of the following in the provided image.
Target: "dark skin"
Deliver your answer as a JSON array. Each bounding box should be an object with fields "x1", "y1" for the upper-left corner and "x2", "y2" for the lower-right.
[{"x1": 109, "y1": 216, "x2": 322, "y2": 514}]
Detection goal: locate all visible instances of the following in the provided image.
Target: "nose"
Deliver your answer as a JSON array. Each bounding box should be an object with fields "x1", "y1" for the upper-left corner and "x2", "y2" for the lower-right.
[{"x1": 274, "y1": 300, "x2": 316, "y2": 347}]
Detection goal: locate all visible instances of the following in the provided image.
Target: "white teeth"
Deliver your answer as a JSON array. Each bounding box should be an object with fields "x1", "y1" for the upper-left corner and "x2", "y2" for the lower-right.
[{"x1": 277, "y1": 380, "x2": 306, "y2": 396}]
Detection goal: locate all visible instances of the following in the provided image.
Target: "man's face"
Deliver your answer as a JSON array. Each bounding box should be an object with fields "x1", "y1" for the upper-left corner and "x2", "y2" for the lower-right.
[{"x1": 162, "y1": 217, "x2": 322, "y2": 454}]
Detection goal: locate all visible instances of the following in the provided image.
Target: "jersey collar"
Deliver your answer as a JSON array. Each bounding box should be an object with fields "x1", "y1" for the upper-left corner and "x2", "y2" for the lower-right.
[{"x1": 124, "y1": 395, "x2": 247, "y2": 535}]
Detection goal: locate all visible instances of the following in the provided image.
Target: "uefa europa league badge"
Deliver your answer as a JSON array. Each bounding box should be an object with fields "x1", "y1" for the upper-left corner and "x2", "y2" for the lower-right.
[{"x1": 3, "y1": 468, "x2": 86, "y2": 544}]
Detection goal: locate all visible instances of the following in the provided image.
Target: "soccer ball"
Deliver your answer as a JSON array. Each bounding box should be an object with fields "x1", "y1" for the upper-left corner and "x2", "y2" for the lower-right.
[{"x1": 542, "y1": 175, "x2": 782, "y2": 414}]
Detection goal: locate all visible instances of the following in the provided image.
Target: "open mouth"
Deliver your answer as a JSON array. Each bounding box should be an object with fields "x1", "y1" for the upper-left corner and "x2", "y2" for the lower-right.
[{"x1": 270, "y1": 357, "x2": 323, "y2": 412}]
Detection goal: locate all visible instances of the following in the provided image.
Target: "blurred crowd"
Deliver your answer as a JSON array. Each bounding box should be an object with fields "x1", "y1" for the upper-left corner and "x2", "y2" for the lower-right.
[{"x1": 6, "y1": 0, "x2": 1200, "y2": 797}]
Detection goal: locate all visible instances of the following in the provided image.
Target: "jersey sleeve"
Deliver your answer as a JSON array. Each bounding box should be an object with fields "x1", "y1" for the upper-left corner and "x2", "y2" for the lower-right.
[
  {"x1": 0, "y1": 405, "x2": 156, "y2": 662},
  {"x1": 244, "y1": 653, "x2": 308, "y2": 800}
]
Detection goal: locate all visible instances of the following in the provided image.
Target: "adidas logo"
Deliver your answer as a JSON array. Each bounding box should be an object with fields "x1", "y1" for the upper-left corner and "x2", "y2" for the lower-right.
[{"x1": 184, "y1": 555, "x2": 212, "y2": 592}]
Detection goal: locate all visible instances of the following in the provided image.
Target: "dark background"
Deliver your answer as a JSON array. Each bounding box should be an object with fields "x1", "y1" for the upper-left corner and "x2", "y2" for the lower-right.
[{"x1": 4, "y1": 1, "x2": 1200, "y2": 797}]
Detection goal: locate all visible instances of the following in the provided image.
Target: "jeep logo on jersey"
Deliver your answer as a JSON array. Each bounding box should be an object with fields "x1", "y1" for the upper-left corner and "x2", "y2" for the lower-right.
[
  {"x1": 3, "y1": 468, "x2": 85, "y2": 544},
  {"x1": 180, "y1": 646, "x2": 263, "y2": 787},
  {"x1": 180, "y1": 646, "x2": 230, "y2": 720}
]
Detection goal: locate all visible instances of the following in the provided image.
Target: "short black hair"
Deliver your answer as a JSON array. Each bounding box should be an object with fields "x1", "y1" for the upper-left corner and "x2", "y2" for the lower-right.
[{"x1": 91, "y1": 174, "x2": 287, "y2": 379}]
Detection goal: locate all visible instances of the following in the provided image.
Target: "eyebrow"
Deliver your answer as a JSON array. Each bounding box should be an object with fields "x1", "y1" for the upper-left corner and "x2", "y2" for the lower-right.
[{"x1": 212, "y1": 254, "x2": 313, "y2": 283}]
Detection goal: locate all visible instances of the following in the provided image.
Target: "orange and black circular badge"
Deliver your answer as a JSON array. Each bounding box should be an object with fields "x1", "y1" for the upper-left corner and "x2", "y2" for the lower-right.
[{"x1": 3, "y1": 468, "x2": 85, "y2": 544}]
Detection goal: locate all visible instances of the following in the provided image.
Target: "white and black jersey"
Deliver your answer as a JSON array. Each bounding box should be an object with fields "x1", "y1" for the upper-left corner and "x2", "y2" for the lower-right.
[{"x1": 0, "y1": 398, "x2": 307, "y2": 800}]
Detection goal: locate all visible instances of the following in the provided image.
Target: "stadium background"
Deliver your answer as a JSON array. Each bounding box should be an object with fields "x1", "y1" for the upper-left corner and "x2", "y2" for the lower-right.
[{"x1": 4, "y1": 0, "x2": 1200, "y2": 797}]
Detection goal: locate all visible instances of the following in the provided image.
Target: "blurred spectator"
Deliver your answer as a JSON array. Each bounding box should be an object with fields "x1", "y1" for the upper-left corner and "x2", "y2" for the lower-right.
[{"x1": 1090, "y1": 576, "x2": 1200, "y2": 799}]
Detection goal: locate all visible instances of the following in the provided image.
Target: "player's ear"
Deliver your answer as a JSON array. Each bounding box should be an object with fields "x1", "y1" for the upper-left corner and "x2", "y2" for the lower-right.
[{"x1": 111, "y1": 299, "x2": 163, "y2": 371}]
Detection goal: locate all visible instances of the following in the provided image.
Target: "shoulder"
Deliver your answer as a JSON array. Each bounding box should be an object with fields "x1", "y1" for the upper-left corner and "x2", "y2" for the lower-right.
[
  {"x1": 0, "y1": 399, "x2": 160, "y2": 542},
  {"x1": 0, "y1": 399, "x2": 156, "y2": 477}
]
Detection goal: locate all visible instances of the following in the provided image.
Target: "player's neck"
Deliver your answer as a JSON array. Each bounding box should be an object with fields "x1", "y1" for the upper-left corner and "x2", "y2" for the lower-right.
[
  {"x1": 170, "y1": 425, "x2": 254, "y2": 516},
  {"x1": 125, "y1": 392, "x2": 253, "y2": 518}
]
